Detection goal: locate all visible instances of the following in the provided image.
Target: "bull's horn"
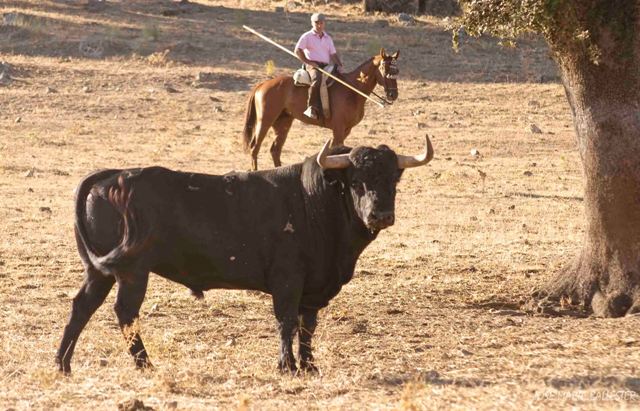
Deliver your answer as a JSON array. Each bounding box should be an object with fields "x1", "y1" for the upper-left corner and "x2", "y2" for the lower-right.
[
  {"x1": 397, "y1": 134, "x2": 434, "y2": 169},
  {"x1": 317, "y1": 139, "x2": 351, "y2": 169}
]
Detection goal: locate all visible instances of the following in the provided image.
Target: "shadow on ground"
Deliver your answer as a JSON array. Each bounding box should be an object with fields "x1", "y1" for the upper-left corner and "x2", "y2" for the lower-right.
[{"x1": 0, "y1": 0, "x2": 560, "y2": 85}]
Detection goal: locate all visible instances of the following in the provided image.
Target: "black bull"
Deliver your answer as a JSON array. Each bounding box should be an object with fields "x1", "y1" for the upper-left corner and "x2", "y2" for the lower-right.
[{"x1": 56, "y1": 136, "x2": 433, "y2": 374}]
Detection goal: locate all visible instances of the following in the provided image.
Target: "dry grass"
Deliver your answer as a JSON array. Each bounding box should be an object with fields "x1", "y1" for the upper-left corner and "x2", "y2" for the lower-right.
[{"x1": 1, "y1": 1, "x2": 639, "y2": 409}]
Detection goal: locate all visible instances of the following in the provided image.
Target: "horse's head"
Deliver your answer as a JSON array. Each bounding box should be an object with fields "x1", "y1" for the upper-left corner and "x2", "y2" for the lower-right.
[{"x1": 373, "y1": 48, "x2": 400, "y2": 104}]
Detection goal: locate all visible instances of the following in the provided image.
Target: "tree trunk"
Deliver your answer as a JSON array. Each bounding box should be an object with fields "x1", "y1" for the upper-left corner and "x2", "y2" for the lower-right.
[{"x1": 538, "y1": 5, "x2": 640, "y2": 317}]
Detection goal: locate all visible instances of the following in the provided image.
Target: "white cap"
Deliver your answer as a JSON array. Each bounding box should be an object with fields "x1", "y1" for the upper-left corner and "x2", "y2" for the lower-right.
[{"x1": 311, "y1": 13, "x2": 326, "y2": 22}]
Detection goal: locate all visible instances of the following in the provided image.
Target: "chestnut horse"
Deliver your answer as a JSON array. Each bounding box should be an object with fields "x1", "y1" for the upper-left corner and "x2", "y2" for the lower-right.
[{"x1": 242, "y1": 49, "x2": 400, "y2": 170}]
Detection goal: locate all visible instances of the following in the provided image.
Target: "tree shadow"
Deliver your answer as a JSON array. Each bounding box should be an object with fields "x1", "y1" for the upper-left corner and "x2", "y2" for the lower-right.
[
  {"x1": 0, "y1": 0, "x2": 560, "y2": 85},
  {"x1": 546, "y1": 376, "x2": 640, "y2": 394},
  {"x1": 194, "y1": 72, "x2": 255, "y2": 92},
  {"x1": 465, "y1": 295, "x2": 590, "y2": 318},
  {"x1": 510, "y1": 192, "x2": 583, "y2": 202},
  {"x1": 371, "y1": 371, "x2": 493, "y2": 388}
]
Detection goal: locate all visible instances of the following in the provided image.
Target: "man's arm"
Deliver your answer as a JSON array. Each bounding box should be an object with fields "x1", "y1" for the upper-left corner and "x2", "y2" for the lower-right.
[
  {"x1": 330, "y1": 52, "x2": 343, "y2": 68},
  {"x1": 327, "y1": 36, "x2": 342, "y2": 69},
  {"x1": 295, "y1": 48, "x2": 317, "y2": 67}
]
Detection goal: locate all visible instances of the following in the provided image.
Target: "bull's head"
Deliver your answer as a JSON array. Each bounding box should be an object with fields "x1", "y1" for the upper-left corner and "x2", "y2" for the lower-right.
[{"x1": 317, "y1": 135, "x2": 433, "y2": 232}]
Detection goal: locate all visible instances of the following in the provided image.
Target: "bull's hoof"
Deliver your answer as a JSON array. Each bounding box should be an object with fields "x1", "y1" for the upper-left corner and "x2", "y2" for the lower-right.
[
  {"x1": 298, "y1": 361, "x2": 319, "y2": 375},
  {"x1": 278, "y1": 360, "x2": 298, "y2": 374},
  {"x1": 134, "y1": 358, "x2": 154, "y2": 370},
  {"x1": 56, "y1": 358, "x2": 71, "y2": 375}
]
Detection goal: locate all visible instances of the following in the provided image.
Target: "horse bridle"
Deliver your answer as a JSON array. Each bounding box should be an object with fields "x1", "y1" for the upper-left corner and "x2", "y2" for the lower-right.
[{"x1": 372, "y1": 59, "x2": 398, "y2": 105}]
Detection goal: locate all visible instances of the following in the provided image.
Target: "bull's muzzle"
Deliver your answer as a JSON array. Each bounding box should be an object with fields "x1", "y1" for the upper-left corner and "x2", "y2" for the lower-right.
[{"x1": 367, "y1": 210, "x2": 395, "y2": 230}]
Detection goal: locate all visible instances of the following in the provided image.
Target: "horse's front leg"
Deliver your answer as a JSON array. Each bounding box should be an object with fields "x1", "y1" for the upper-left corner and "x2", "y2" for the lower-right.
[{"x1": 330, "y1": 127, "x2": 347, "y2": 148}]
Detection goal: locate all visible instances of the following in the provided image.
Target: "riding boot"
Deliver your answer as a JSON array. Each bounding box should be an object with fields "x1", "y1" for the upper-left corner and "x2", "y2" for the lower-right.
[{"x1": 305, "y1": 80, "x2": 321, "y2": 119}]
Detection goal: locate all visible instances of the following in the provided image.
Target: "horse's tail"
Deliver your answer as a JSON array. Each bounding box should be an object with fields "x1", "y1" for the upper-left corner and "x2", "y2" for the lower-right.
[{"x1": 242, "y1": 84, "x2": 259, "y2": 152}]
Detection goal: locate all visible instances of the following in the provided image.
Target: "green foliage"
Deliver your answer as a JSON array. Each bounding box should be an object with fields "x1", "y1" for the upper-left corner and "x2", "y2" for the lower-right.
[
  {"x1": 454, "y1": 0, "x2": 558, "y2": 48},
  {"x1": 453, "y1": 0, "x2": 637, "y2": 64}
]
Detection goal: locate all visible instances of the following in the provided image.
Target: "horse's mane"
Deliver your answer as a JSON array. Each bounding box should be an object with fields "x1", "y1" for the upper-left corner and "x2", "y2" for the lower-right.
[{"x1": 344, "y1": 56, "x2": 376, "y2": 77}]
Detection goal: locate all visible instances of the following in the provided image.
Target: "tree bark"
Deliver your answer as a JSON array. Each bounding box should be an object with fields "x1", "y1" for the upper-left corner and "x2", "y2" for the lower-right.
[{"x1": 538, "y1": 4, "x2": 640, "y2": 317}]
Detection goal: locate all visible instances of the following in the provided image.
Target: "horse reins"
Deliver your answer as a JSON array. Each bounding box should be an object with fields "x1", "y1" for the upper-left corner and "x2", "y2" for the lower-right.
[
  {"x1": 371, "y1": 90, "x2": 395, "y2": 106},
  {"x1": 330, "y1": 58, "x2": 398, "y2": 106}
]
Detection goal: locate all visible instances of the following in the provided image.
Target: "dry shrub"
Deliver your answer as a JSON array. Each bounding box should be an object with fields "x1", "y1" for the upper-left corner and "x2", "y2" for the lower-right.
[{"x1": 146, "y1": 49, "x2": 171, "y2": 66}]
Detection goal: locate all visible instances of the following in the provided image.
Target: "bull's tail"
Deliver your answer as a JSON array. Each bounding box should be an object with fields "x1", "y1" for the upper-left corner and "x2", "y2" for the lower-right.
[
  {"x1": 74, "y1": 169, "x2": 146, "y2": 276},
  {"x1": 242, "y1": 84, "x2": 259, "y2": 152}
]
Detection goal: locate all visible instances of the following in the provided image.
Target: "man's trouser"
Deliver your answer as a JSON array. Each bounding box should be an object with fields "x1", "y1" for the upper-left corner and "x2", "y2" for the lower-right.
[{"x1": 305, "y1": 62, "x2": 328, "y2": 113}]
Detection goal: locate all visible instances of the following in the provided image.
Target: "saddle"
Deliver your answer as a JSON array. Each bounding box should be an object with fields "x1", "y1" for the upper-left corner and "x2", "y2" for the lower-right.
[{"x1": 293, "y1": 65, "x2": 336, "y2": 119}]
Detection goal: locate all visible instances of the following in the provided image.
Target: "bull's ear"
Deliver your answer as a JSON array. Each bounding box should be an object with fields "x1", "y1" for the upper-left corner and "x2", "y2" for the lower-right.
[{"x1": 391, "y1": 50, "x2": 399, "y2": 59}]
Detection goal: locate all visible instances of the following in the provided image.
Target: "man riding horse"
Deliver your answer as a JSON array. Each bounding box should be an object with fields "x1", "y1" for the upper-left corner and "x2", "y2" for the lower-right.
[
  {"x1": 242, "y1": 17, "x2": 400, "y2": 170},
  {"x1": 294, "y1": 13, "x2": 343, "y2": 120}
]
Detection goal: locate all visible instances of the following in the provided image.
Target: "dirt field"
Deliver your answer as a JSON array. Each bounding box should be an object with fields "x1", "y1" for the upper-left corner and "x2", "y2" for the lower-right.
[{"x1": 1, "y1": 1, "x2": 639, "y2": 409}]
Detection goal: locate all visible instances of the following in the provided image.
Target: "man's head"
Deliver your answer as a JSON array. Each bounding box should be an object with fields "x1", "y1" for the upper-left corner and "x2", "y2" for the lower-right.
[{"x1": 311, "y1": 13, "x2": 326, "y2": 32}]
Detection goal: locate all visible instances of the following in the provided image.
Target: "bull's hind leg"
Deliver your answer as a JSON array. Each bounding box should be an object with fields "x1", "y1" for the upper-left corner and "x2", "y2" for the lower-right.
[
  {"x1": 56, "y1": 269, "x2": 115, "y2": 373},
  {"x1": 114, "y1": 272, "x2": 152, "y2": 369},
  {"x1": 298, "y1": 307, "x2": 319, "y2": 373},
  {"x1": 270, "y1": 114, "x2": 294, "y2": 168}
]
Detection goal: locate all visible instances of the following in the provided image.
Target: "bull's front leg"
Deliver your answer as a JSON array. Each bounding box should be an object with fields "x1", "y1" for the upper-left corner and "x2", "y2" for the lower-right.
[
  {"x1": 298, "y1": 307, "x2": 319, "y2": 373},
  {"x1": 273, "y1": 299, "x2": 299, "y2": 373},
  {"x1": 272, "y1": 291, "x2": 300, "y2": 373}
]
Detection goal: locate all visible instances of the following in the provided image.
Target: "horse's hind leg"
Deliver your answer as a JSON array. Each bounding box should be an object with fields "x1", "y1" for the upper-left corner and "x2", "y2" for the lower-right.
[
  {"x1": 56, "y1": 268, "x2": 115, "y2": 373},
  {"x1": 251, "y1": 118, "x2": 277, "y2": 171},
  {"x1": 250, "y1": 95, "x2": 282, "y2": 171},
  {"x1": 270, "y1": 114, "x2": 294, "y2": 168},
  {"x1": 114, "y1": 272, "x2": 152, "y2": 369},
  {"x1": 249, "y1": 119, "x2": 263, "y2": 171}
]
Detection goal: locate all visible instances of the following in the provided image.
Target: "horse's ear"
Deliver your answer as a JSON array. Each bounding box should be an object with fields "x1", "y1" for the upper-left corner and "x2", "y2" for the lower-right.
[
  {"x1": 391, "y1": 50, "x2": 400, "y2": 59},
  {"x1": 379, "y1": 47, "x2": 386, "y2": 57}
]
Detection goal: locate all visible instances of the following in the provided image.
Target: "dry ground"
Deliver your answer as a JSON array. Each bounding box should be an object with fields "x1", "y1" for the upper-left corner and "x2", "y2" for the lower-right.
[{"x1": 1, "y1": 1, "x2": 639, "y2": 410}]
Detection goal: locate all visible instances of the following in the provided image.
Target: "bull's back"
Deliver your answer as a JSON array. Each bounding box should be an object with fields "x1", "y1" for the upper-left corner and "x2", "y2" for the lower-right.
[{"x1": 83, "y1": 166, "x2": 306, "y2": 292}]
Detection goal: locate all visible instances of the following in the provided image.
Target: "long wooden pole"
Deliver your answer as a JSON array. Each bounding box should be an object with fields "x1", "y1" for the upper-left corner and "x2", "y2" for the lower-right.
[{"x1": 242, "y1": 25, "x2": 385, "y2": 108}]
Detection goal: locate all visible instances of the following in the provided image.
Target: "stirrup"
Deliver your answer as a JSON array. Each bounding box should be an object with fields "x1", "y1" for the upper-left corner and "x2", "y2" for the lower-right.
[{"x1": 304, "y1": 107, "x2": 317, "y2": 119}]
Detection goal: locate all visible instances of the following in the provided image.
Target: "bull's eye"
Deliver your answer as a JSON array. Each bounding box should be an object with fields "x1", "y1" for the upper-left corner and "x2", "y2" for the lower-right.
[{"x1": 351, "y1": 180, "x2": 365, "y2": 195}]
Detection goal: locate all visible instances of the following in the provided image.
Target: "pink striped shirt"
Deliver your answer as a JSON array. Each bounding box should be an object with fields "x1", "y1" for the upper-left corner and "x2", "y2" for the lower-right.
[{"x1": 294, "y1": 30, "x2": 336, "y2": 64}]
